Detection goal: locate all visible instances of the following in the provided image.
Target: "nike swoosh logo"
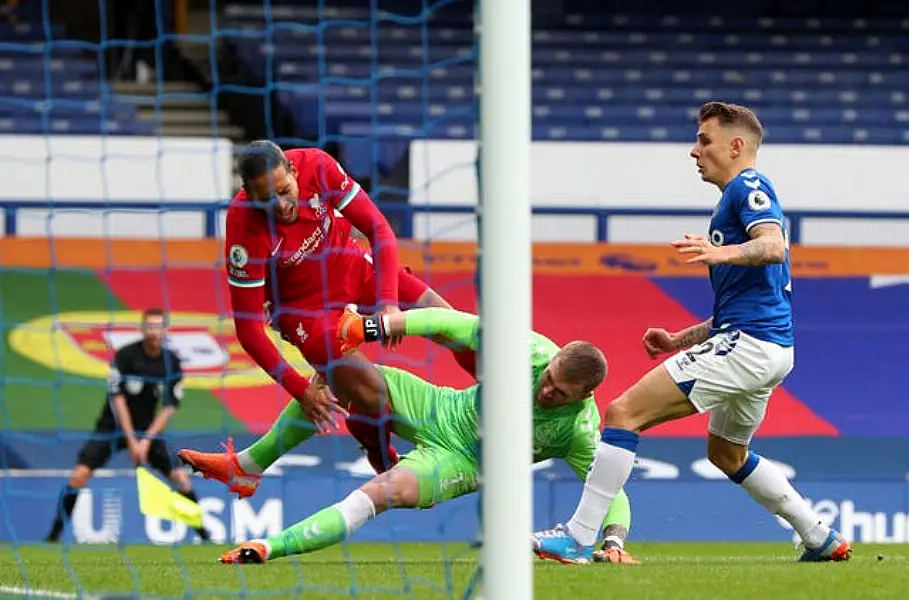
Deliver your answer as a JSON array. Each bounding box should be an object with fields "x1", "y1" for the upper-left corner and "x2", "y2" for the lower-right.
[{"x1": 270, "y1": 238, "x2": 284, "y2": 256}]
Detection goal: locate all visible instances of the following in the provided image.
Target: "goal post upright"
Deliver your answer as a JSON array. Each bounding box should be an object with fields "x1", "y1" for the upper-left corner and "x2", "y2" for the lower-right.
[{"x1": 477, "y1": 0, "x2": 533, "y2": 598}]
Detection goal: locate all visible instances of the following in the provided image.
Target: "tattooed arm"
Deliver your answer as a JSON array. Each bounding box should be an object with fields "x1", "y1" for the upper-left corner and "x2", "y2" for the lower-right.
[
  {"x1": 730, "y1": 223, "x2": 787, "y2": 266},
  {"x1": 673, "y1": 318, "x2": 714, "y2": 349},
  {"x1": 673, "y1": 223, "x2": 786, "y2": 267},
  {"x1": 642, "y1": 317, "x2": 714, "y2": 358}
]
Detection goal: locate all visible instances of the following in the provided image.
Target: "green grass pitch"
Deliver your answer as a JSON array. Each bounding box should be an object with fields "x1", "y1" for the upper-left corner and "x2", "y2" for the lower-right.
[{"x1": 0, "y1": 542, "x2": 905, "y2": 599}]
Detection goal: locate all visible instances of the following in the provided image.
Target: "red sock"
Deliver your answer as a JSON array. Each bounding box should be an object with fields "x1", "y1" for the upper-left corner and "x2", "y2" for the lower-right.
[
  {"x1": 451, "y1": 349, "x2": 477, "y2": 378},
  {"x1": 345, "y1": 405, "x2": 399, "y2": 474}
]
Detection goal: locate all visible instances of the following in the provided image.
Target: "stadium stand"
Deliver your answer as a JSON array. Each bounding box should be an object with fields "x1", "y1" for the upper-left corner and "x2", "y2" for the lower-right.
[
  {"x1": 0, "y1": 0, "x2": 244, "y2": 139},
  {"x1": 4, "y1": 0, "x2": 909, "y2": 167},
  {"x1": 205, "y1": 0, "x2": 909, "y2": 178},
  {"x1": 0, "y1": 19, "x2": 152, "y2": 135}
]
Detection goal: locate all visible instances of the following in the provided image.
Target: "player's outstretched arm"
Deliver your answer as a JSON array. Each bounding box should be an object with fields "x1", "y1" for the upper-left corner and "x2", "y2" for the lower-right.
[
  {"x1": 673, "y1": 173, "x2": 787, "y2": 267},
  {"x1": 390, "y1": 307, "x2": 478, "y2": 349},
  {"x1": 229, "y1": 284, "x2": 312, "y2": 397},
  {"x1": 730, "y1": 222, "x2": 787, "y2": 266},
  {"x1": 224, "y1": 207, "x2": 342, "y2": 427},
  {"x1": 672, "y1": 317, "x2": 714, "y2": 348},
  {"x1": 223, "y1": 189, "x2": 344, "y2": 429},
  {"x1": 642, "y1": 317, "x2": 713, "y2": 358},
  {"x1": 341, "y1": 305, "x2": 559, "y2": 356},
  {"x1": 672, "y1": 224, "x2": 785, "y2": 267},
  {"x1": 230, "y1": 286, "x2": 342, "y2": 430},
  {"x1": 315, "y1": 150, "x2": 401, "y2": 309}
]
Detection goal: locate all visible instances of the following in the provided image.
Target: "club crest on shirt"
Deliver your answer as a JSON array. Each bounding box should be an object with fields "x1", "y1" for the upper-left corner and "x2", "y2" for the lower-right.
[
  {"x1": 533, "y1": 420, "x2": 560, "y2": 451},
  {"x1": 308, "y1": 193, "x2": 326, "y2": 218}
]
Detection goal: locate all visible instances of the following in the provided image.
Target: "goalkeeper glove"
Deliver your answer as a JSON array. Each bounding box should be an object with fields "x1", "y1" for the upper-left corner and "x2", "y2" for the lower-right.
[{"x1": 338, "y1": 304, "x2": 386, "y2": 349}]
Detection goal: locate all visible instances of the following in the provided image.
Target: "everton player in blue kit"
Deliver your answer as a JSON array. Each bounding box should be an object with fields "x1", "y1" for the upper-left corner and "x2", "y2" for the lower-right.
[{"x1": 532, "y1": 102, "x2": 852, "y2": 564}]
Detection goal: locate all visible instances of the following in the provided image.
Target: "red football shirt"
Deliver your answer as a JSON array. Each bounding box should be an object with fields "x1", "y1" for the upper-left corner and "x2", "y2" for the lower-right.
[
  {"x1": 226, "y1": 148, "x2": 379, "y2": 304},
  {"x1": 224, "y1": 147, "x2": 400, "y2": 398}
]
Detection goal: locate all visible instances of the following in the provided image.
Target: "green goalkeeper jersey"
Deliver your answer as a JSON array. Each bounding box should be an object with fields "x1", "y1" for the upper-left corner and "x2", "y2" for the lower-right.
[{"x1": 381, "y1": 308, "x2": 601, "y2": 481}]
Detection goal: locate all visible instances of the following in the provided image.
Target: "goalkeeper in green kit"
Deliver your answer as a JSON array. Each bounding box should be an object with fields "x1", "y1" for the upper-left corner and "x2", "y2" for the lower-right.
[{"x1": 219, "y1": 306, "x2": 639, "y2": 566}]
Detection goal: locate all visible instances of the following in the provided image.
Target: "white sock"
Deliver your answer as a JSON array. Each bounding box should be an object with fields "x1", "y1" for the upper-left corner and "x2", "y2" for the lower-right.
[
  {"x1": 236, "y1": 450, "x2": 265, "y2": 475},
  {"x1": 736, "y1": 454, "x2": 830, "y2": 548},
  {"x1": 603, "y1": 535, "x2": 624, "y2": 550},
  {"x1": 334, "y1": 489, "x2": 376, "y2": 536},
  {"x1": 260, "y1": 540, "x2": 272, "y2": 560},
  {"x1": 567, "y1": 439, "x2": 637, "y2": 547}
]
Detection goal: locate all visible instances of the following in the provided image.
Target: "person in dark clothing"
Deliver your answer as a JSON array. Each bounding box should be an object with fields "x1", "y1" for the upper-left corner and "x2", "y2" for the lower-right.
[
  {"x1": 46, "y1": 308, "x2": 210, "y2": 542},
  {"x1": 110, "y1": 0, "x2": 162, "y2": 83}
]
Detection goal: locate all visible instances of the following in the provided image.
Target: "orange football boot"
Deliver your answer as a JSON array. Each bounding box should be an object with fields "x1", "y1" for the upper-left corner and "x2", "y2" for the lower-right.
[
  {"x1": 798, "y1": 530, "x2": 853, "y2": 562},
  {"x1": 592, "y1": 547, "x2": 642, "y2": 565},
  {"x1": 178, "y1": 437, "x2": 261, "y2": 499},
  {"x1": 219, "y1": 541, "x2": 268, "y2": 564},
  {"x1": 338, "y1": 304, "x2": 366, "y2": 353}
]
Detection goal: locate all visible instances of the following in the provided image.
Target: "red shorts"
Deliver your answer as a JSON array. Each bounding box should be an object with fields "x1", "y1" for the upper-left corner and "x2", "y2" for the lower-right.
[{"x1": 273, "y1": 254, "x2": 431, "y2": 374}]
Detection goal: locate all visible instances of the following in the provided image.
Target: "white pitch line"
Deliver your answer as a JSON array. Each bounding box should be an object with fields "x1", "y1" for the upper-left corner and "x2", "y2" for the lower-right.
[
  {"x1": 0, "y1": 586, "x2": 77, "y2": 599},
  {"x1": 0, "y1": 585, "x2": 104, "y2": 600}
]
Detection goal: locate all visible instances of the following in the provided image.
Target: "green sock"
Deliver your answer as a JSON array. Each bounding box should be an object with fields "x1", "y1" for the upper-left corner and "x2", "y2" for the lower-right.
[
  {"x1": 266, "y1": 506, "x2": 347, "y2": 559},
  {"x1": 242, "y1": 400, "x2": 317, "y2": 472},
  {"x1": 603, "y1": 488, "x2": 632, "y2": 532}
]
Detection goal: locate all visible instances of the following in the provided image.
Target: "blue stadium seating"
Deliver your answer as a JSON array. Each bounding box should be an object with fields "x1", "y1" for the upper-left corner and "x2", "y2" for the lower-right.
[
  {"x1": 3, "y1": 2, "x2": 909, "y2": 163},
  {"x1": 217, "y1": 2, "x2": 909, "y2": 176},
  {"x1": 0, "y1": 19, "x2": 152, "y2": 135}
]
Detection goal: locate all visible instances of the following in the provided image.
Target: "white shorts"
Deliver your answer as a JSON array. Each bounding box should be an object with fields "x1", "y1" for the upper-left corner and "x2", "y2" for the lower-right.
[{"x1": 663, "y1": 330, "x2": 794, "y2": 445}]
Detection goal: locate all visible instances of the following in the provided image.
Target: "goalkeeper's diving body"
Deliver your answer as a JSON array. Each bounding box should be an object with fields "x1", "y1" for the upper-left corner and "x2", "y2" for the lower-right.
[{"x1": 218, "y1": 306, "x2": 639, "y2": 565}]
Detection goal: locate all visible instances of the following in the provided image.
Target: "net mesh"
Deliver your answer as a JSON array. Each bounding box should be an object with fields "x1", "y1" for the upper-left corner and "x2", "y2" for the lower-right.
[{"x1": 0, "y1": 0, "x2": 486, "y2": 598}]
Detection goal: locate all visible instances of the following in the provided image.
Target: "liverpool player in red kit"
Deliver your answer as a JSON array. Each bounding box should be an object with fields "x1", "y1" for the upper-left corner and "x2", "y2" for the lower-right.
[{"x1": 179, "y1": 141, "x2": 475, "y2": 496}]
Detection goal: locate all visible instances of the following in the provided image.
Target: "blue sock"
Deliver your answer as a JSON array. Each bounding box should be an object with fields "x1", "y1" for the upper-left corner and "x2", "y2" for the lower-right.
[
  {"x1": 729, "y1": 451, "x2": 761, "y2": 484},
  {"x1": 601, "y1": 427, "x2": 640, "y2": 452},
  {"x1": 566, "y1": 428, "x2": 639, "y2": 546}
]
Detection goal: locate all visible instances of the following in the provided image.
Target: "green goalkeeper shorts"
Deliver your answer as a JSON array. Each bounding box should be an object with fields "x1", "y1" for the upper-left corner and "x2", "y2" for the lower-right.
[
  {"x1": 379, "y1": 365, "x2": 480, "y2": 508},
  {"x1": 395, "y1": 446, "x2": 478, "y2": 508}
]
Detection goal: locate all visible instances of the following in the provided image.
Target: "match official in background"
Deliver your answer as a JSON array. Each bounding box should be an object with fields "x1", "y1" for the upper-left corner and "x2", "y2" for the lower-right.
[{"x1": 46, "y1": 308, "x2": 210, "y2": 542}]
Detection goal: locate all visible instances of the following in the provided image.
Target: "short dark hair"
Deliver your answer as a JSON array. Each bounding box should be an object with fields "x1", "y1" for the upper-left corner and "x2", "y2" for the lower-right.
[
  {"x1": 142, "y1": 308, "x2": 167, "y2": 324},
  {"x1": 698, "y1": 101, "x2": 764, "y2": 146},
  {"x1": 237, "y1": 140, "x2": 289, "y2": 189}
]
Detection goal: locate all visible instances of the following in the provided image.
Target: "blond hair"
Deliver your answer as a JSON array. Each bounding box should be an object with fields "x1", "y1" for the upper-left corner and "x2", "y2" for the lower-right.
[{"x1": 556, "y1": 341, "x2": 607, "y2": 394}]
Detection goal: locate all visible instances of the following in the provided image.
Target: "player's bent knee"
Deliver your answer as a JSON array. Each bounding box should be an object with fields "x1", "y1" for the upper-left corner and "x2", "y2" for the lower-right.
[
  {"x1": 387, "y1": 468, "x2": 421, "y2": 508},
  {"x1": 603, "y1": 397, "x2": 635, "y2": 429},
  {"x1": 707, "y1": 450, "x2": 747, "y2": 477},
  {"x1": 361, "y1": 468, "x2": 420, "y2": 511},
  {"x1": 415, "y1": 287, "x2": 452, "y2": 309},
  {"x1": 68, "y1": 465, "x2": 93, "y2": 487},
  {"x1": 329, "y1": 356, "x2": 386, "y2": 412},
  {"x1": 603, "y1": 392, "x2": 652, "y2": 431},
  {"x1": 706, "y1": 435, "x2": 750, "y2": 477}
]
